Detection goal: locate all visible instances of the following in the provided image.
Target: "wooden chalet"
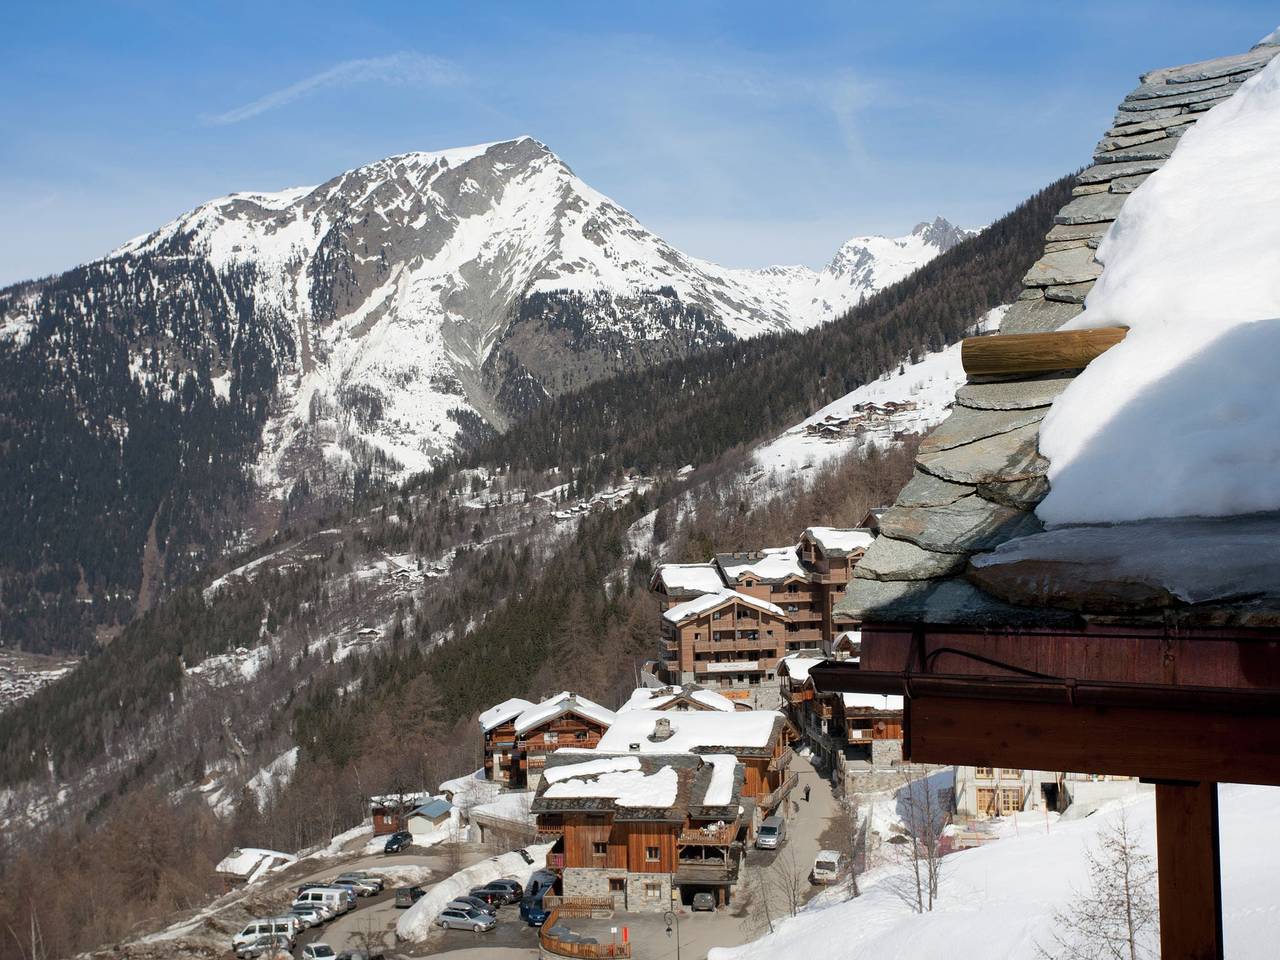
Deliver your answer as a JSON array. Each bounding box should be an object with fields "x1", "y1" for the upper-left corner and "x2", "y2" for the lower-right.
[
  {"x1": 480, "y1": 692, "x2": 616, "y2": 789},
  {"x1": 649, "y1": 563, "x2": 725, "y2": 610},
  {"x1": 778, "y1": 654, "x2": 902, "y2": 781},
  {"x1": 368, "y1": 791, "x2": 432, "y2": 835},
  {"x1": 811, "y1": 39, "x2": 1280, "y2": 960},
  {"x1": 714, "y1": 548, "x2": 824, "y2": 653},
  {"x1": 658, "y1": 589, "x2": 788, "y2": 691},
  {"x1": 797, "y1": 526, "x2": 875, "y2": 642},
  {"x1": 533, "y1": 752, "x2": 746, "y2": 912}
]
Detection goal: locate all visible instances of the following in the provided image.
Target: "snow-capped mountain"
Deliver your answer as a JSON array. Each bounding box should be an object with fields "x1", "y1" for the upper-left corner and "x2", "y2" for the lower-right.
[{"x1": 0, "y1": 138, "x2": 968, "y2": 628}]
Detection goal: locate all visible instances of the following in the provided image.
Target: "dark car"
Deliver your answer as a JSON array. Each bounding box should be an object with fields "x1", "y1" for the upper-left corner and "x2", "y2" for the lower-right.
[
  {"x1": 519, "y1": 870, "x2": 559, "y2": 926},
  {"x1": 516, "y1": 848, "x2": 535, "y2": 864},
  {"x1": 383, "y1": 830, "x2": 413, "y2": 854},
  {"x1": 468, "y1": 886, "x2": 506, "y2": 906},
  {"x1": 394, "y1": 885, "x2": 426, "y2": 908},
  {"x1": 484, "y1": 878, "x2": 524, "y2": 902}
]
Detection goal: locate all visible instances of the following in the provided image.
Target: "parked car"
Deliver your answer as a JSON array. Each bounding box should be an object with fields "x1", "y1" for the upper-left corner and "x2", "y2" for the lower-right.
[
  {"x1": 436, "y1": 906, "x2": 497, "y2": 932},
  {"x1": 232, "y1": 920, "x2": 297, "y2": 954},
  {"x1": 692, "y1": 891, "x2": 716, "y2": 911},
  {"x1": 336, "y1": 870, "x2": 385, "y2": 893},
  {"x1": 384, "y1": 830, "x2": 413, "y2": 854},
  {"x1": 394, "y1": 885, "x2": 426, "y2": 908},
  {"x1": 302, "y1": 945, "x2": 338, "y2": 960},
  {"x1": 755, "y1": 815, "x2": 787, "y2": 850},
  {"x1": 333, "y1": 874, "x2": 379, "y2": 896},
  {"x1": 288, "y1": 904, "x2": 328, "y2": 928},
  {"x1": 516, "y1": 848, "x2": 535, "y2": 864},
  {"x1": 235, "y1": 933, "x2": 292, "y2": 959},
  {"x1": 519, "y1": 870, "x2": 559, "y2": 926},
  {"x1": 811, "y1": 849, "x2": 844, "y2": 885},
  {"x1": 471, "y1": 878, "x2": 522, "y2": 903},
  {"x1": 446, "y1": 895, "x2": 497, "y2": 916}
]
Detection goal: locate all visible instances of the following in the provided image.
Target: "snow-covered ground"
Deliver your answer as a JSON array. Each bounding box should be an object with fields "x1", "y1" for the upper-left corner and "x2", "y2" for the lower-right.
[
  {"x1": 752, "y1": 306, "x2": 1007, "y2": 478},
  {"x1": 711, "y1": 784, "x2": 1280, "y2": 960},
  {"x1": 1039, "y1": 53, "x2": 1280, "y2": 524}
]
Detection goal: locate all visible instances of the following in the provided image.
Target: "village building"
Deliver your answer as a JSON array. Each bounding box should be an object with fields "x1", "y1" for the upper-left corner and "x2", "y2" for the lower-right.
[
  {"x1": 952, "y1": 767, "x2": 1141, "y2": 820},
  {"x1": 533, "y1": 751, "x2": 746, "y2": 912},
  {"x1": 618, "y1": 683, "x2": 749, "y2": 713},
  {"x1": 214, "y1": 847, "x2": 296, "y2": 890},
  {"x1": 405, "y1": 797, "x2": 453, "y2": 840},
  {"x1": 778, "y1": 654, "x2": 902, "y2": 787},
  {"x1": 650, "y1": 528, "x2": 876, "y2": 704},
  {"x1": 810, "y1": 37, "x2": 1280, "y2": 960},
  {"x1": 479, "y1": 691, "x2": 616, "y2": 789},
  {"x1": 369, "y1": 791, "x2": 433, "y2": 835},
  {"x1": 656, "y1": 589, "x2": 788, "y2": 705},
  {"x1": 593, "y1": 709, "x2": 794, "y2": 824}
]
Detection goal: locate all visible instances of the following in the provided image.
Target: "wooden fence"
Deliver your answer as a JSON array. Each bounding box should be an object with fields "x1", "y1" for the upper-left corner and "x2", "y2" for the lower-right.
[{"x1": 538, "y1": 908, "x2": 632, "y2": 958}]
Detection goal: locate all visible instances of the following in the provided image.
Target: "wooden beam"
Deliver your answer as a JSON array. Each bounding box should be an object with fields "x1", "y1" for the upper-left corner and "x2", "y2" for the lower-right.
[
  {"x1": 1155, "y1": 781, "x2": 1223, "y2": 960},
  {"x1": 902, "y1": 695, "x2": 1280, "y2": 785},
  {"x1": 961, "y1": 326, "x2": 1127, "y2": 377}
]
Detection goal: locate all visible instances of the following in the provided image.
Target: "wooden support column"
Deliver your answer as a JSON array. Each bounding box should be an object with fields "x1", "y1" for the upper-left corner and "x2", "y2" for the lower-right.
[{"x1": 1155, "y1": 781, "x2": 1223, "y2": 960}]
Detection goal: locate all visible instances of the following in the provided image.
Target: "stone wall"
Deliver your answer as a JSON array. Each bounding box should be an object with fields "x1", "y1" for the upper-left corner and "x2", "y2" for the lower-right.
[{"x1": 563, "y1": 867, "x2": 674, "y2": 913}]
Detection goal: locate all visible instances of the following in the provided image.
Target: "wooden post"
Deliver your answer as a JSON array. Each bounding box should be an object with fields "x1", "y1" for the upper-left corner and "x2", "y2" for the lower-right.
[
  {"x1": 1155, "y1": 781, "x2": 1223, "y2": 960},
  {"x1": 961, "y1": 327, "x2": 1127, "y2": 377}
]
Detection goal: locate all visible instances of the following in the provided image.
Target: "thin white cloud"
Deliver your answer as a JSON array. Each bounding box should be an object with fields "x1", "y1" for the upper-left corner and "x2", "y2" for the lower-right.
[{"x1": 207, "y1": 51, "x2": 461, "y2": 125}]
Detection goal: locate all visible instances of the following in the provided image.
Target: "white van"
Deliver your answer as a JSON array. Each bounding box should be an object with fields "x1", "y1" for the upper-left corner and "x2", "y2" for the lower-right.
[
  {"x1": 293, "y1": 887, "x2": 353, "y2": 915},
  {"x1": 810, "y1": 849, "x2": 844, "y2": 885},
  {"x1": 232, "y1": 918, "x2": 298, "y2": 952}
]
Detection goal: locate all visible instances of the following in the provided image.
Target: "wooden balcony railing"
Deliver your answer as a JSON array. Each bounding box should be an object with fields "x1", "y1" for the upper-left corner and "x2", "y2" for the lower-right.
[
  {"x1": 759, "y1": 770, "x2": 800, "y2": 811},
  {"x1": 547, "y1": 851, "x2": 565, "y2": 869},
  {"x1": 678, "y1": 821, "x2": 738, "y2": 846},
  {"x1": 769, "y1": 746, "x2": 795, "y2": 772},
  {"x1": 540, "y1": 908, "x2": 631, "y2": 958}
]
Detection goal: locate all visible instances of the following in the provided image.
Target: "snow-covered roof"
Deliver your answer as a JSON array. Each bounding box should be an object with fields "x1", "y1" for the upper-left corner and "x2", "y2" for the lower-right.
[
  {"x1": 802, "y1": 527, "x2": 876, "y2": 557},
  {"x1": 715, "y1": 547, "x2": 807, "y2": 583},
  {"x1": 700, "y1": 754, "x2": 738, "y2": 806},
  {"x1": 595, "y1": 709, "x2": 783, "y2": 754},
  {"x1": 479, "y1": 697, "x2": 535, "y2": 731},
  {"x1": 542, "y1": 755, "x2": 679, "y2": 807},
  {"x1": 841, "y1": 692, "x2": 904, "y2": 712},
  {"x1": 512, "y1": 691, "x2": 616, "y2": 735},
  {"x1": 469, "y1": 791, "x2": 536, "y2": 825},
  {"x1": 663, "y1": 589, "x2": 786, "y2": 625},
  {"x1": 369, "y1": 791, "x2": 432, "y2": 810},
  {"x1": 619, "y1": 684, "x2": 739, "y2": 713},
  {"x1": 652, "y1": 562, "x2": 725, "y2": 596},
  {"x1": 778, "y1": 654, "x2": 826, "y2": 683},
  {"x1": 215, "y1": 847, "x2": 296, "y2": 880}
]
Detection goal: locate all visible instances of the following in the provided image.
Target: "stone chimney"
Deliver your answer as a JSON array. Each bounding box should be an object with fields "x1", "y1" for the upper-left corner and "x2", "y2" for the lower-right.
[{"x1": 651, "y1": 717, "x2": 674, "y2": 742}]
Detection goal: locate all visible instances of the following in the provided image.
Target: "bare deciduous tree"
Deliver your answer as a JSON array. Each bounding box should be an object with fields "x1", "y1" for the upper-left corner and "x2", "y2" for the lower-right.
[
  {"x1": 1038, "y1": 810, "x2": 1158, "y2": 960},
  {"x1": 888, "y1": 765, "x2": 950, "y2": 913}
]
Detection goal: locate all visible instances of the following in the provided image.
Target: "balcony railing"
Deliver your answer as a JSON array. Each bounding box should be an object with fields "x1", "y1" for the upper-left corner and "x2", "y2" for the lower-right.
[
  {"x1": 540, "y1": 908, "x2": 631, "y2": 959},
  {"x1": 769, "y1": 746, "x2": 795, "y2": 772},
  {"x1": 678, "y1": 822, "x2": 738, "y2": 846},
  {"x1": 759, "y1": 771, "x2": 799, "y2": 811}
]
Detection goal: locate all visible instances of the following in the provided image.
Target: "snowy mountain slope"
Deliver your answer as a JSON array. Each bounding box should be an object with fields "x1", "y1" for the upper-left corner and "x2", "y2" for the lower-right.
[
  {"x1": 751, "y1": 305, "x2": 1007, "y2": 478},
  {"x1": 710, "y1": 783, "x2": 1280, "y2": 960}
]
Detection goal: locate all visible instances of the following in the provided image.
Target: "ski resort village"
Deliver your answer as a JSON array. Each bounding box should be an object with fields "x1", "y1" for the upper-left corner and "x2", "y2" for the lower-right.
[{"x1": 3, "y1": 13, "x2": 1280, "y2": 960}]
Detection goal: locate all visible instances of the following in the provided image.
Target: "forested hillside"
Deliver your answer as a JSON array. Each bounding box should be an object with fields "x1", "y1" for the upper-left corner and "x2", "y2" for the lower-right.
[{"x1": 462, "y1": 174, "x2": 1075, "y2": 484}]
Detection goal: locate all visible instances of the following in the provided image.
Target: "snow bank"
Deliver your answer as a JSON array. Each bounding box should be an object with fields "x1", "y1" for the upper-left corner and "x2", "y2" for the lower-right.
[
  {"x1": 308, "y1": 822, "x2": 374, "y2": 859},
  {"x1": 395, "y1": 843, "x2": 553, "y2": 942},
  {"x1": 710, "y1": 784, "x2": 1280, "y2": 960},
  {"x1": 1039, "y1": 55, "x2": 1280, "y2": 524}
]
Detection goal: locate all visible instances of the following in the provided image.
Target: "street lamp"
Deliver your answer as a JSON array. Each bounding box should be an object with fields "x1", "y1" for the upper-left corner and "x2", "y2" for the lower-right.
[{"x1": 664, "y1": 909, "x2": 682, "y2": 960}]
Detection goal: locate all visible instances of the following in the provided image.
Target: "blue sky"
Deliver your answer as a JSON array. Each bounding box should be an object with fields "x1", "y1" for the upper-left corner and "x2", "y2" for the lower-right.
[{"x1": 1, "y1": 1, "x2": 1275, "y2": 286}]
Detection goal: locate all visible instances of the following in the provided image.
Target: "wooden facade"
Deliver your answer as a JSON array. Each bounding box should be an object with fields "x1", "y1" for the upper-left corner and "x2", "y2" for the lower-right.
[
  {"x1": 659, "y1": 595, "x2": 787, "y2": 688},
  {"x1": 484, "y1": 702, "x2": 612, "y2": 789}
]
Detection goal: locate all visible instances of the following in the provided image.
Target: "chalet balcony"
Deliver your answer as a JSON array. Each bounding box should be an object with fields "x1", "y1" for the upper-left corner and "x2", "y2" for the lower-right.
[
  {"x1": 759, "y1": 771, "x2": 799, "y2": 812},
  {"x1": 784, "y1": 688, "x2": 813, "y2": 706},
  {"x1": 675, "y1": 841, "x2": 742, "y2": 885},
  {"x1": 678, "y1": 821, "x2": 738, "y2": 846},
  {"x1": 769, "y1": 746, "x2": 795, "y2": 772}
]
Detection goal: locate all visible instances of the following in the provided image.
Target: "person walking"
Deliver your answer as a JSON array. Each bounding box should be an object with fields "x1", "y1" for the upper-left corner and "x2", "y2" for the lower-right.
[{"x1": 803, "y1": 784, "x2": 811, "y2": 803}]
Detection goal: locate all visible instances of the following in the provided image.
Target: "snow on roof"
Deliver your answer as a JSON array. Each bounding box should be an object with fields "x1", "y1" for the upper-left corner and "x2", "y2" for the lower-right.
[
  {"x1": 716, "y1": 547, "x2": 807, "y2": 583},
  {"x1": 479, "y1": 697, "x2": 535, "y2": 731},
  {"x1": 663, "y1": 589, "x2": 786, "y2": 625},
  {"x1": 778, "y1": 654, "x2": 826, "y2": 683},
  {"x1": 469, "y1": 791, "x2": 536, "y2": 824},
  {"x1": 596, "y1": 709, "x2": 781, "y2": 753},
  {"x1": 215, "y1": 847, "x2": 296, "y2": 879},
  {"x1": 803, "y1": 527, "x2": 876, "y2": 556},
  {"x1": 700, "y1": 754, "x2": 738, "y2": 806},
  {"x1": 841, "y1": 692, "x2": 904, "y2": 711},
  {"x1": 1039, "y1": 53, "x2": 1280, "y2": 526},
  {"x1": 654, "y1": 562, "x2": 725, "y2": 595},
  {"x1": 369, "y1": 791, "x2": 432, "y2": 809},
  {"x1": 512, "y1": 691, "x2": 616, "y2": 735},
  {"x1": 619, "y1": 685, "x2": 739, "y2": 713},
  {"x1": 542, "y1": 756, "x2": 679, "y2": 807}
]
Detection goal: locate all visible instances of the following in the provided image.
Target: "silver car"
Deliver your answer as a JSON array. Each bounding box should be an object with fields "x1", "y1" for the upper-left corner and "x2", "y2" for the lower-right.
[{"x1": 437, "y1": 906, "x2": 497, "y2": 932}]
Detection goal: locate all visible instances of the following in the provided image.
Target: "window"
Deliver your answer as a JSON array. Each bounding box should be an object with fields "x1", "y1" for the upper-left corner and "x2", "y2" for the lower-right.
[
  {"x1": 609, "y1": 878, "x2": 626, "y2": 892},
  {"x1": 713, "y1": 610, "x2": 722, "y2": 620},
  {"x1": 645, "y1": 845, "x2": 660, "y2": 862},
  {"x1": 592, "y1": 841, "x2": 607, "y2": 856},
  {"x1": 544, "y1": 732, "x2": 558, "y2": 745},
  {"x1": 1000, "y1": 788, "x2": 1023, "y2": 814},
  {"x1": 974, "y1": 766, "x2": 994, "y2": 780},
  {"x1": 1001, "y1": 768, "x2": 1024, "y2": 779},
  {"x1": 976, "y1": 787, "x2": 997, "y2": 815},
  {"x1": 575, "y1": 731, "x2": 588, "y2": 740},
  {"x1": 694, "y1": 632, "x2": 701, "y2": 640},
  {"x1": 644, "y1": 882, "x2": 662, "y2": 899}
]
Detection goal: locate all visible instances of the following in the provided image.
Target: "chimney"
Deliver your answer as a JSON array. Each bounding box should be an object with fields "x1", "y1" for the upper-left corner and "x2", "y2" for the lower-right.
[{"x1": 651, "y1": 717, "x2": 674, "y2": 742}]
